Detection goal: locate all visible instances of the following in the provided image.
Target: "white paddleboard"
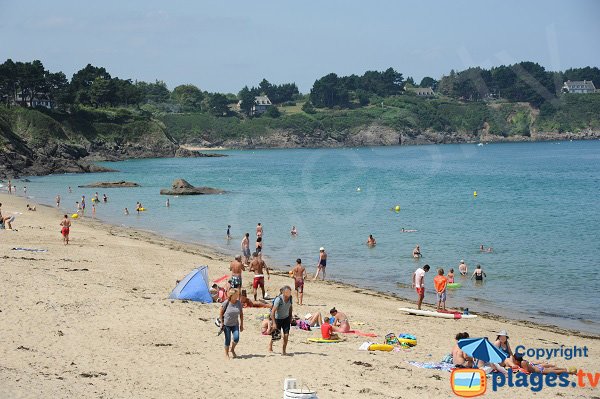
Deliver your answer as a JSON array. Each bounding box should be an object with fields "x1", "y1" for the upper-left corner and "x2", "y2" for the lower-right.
[{"x1": 398, "y1": 307, "x2": 477, "y2": 319}]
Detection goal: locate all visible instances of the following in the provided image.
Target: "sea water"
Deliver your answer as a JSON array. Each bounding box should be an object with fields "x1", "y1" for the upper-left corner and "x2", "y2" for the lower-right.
[{"x1": 19, "y1": 140, "x2": 600, "y2": 333}]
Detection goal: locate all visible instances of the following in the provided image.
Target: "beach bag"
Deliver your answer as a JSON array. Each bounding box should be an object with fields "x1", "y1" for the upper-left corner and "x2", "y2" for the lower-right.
[
  {"x1": 215, "y1": 300, "x2": 229, "y2": 334},
  {"x1": 385, "y1": 333, "x2": 400, "y2": 345},
  {"x1": 297, "y1": 320, "x2": 311, "y2": 331}
]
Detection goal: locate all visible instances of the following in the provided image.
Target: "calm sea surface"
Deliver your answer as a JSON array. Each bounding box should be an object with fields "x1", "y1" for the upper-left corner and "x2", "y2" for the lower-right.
[{"x1": 19, "y1": 140, "x2": 600, "y2": 333}]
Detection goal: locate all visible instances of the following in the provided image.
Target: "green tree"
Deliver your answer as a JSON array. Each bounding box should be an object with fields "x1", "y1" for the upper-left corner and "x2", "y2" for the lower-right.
[
  {"x1": 264, "y1": 105, "x2": 281, "y2": 118},
  {"x1": 238, "y1": 86, "x2": 255, "y2": 116},
  {"x1": 301, "y1": 100, "x2": 316, "y2": 114},
  {"x1": 208, "y1": 93, "x2": 229, "y2": 116},
  {"x1": 89, "y1": 77, "x2": 115, "y2": 107},
  {"x1": 45, "y1": 71, "x2": 71, "y2": 109},
  {"x1": 171, "y1": 84, "x2": 204, "y2": 111},
  {"x1": 419, "y1": 76, "x2": 437, "y2": 89},
  {"x1": 310, "y1": 73, "x2": 349, "y2": 108},
  {"x1": 71, "y1": 64, "x2": 111, "y2": 105}
]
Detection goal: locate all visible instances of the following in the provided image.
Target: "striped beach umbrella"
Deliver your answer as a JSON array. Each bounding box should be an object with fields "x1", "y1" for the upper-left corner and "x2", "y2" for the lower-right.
[{"x1": 458, "y1": 337, "x2": 508, "y2": 364}]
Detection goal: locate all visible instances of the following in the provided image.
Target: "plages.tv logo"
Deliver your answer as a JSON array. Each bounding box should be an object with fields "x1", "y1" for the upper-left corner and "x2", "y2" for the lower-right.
[{"x1": 451, "y1": 369, "x2": 487, "y2": 397}]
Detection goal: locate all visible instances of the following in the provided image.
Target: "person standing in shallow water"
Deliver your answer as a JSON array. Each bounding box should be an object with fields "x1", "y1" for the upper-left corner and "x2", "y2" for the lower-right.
[
  {"x1": 313, "y1": 247, "x2": 327, "y2": 281},
  {"x1": 412, "y1": 264, "x2": 430, "y2": 310}
]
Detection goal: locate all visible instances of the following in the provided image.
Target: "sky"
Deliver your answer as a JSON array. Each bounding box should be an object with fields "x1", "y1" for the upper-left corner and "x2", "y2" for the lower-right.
[{"x1": 1, "y1": 0, "x2": 599, "y2": 93}]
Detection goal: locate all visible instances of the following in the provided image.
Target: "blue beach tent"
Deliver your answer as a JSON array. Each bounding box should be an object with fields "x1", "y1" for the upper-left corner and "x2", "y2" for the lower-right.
[{"x1": 169, "y1": 266, "x2": 213, "y2": 303}]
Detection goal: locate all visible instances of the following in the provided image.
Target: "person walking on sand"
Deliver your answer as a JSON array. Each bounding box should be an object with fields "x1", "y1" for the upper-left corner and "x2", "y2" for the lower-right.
[
  {"x1": 269, "y1": 286, "x2": 293, "y2": 355},
  {"x1": 291, "y1": 258, "x2": 307, "y2": 305},
  {"x1": 413, "y1": 244, "x2": 422, "y2": 258},
  {"x1": 55, "y1": 195, "x2": 61, "y2": 207},
  {"x1": 458, "y1": 260, "x2": 468, "y2": 276},
  {"x1": 60, "y1": 214, "x2": 71, "y2": 245},
  {"x1": 471, "y1": 264, "x2": 486, "y2": 282},
  {"x1": 241, "y1": 233, "x2": 251, "y2": 265},
  {"x1": 256, "y1": 222, "x2": 263, "y2": 238},
  {"x1": 249, "y1": 252, "x2": 270, "y2": 300},
  {"x1": 219, "y1": 288, "x2": 243, "y2": 359},
  {"x1": 229, "y1": 255, "x2": 245, "y2": 288},
  {"x1": 313, "y1": 247, "x2": 327, "y2": 281},
  {"x1": 412, "y1": 264, "x2": 430, "y2": 310},
  {"x1": 434, "y1": 268, "x2": 448, "y2": 311}
]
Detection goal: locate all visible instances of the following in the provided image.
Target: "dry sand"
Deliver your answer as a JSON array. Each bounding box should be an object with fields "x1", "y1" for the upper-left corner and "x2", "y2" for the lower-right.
[{"x1": 1, "y1": 193, "x2": 598, "y2": 399}]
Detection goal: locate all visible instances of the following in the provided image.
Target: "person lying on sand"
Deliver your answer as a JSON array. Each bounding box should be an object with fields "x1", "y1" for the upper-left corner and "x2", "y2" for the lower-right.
[
  {"x1": 329, "y1": 307, "x2": 350, "y2": 333},
  {"x1": 240, "y1": 289, "x2": 271, "y2": 308},
  {"x1": 514, "y1": 353, "x2": 577, "y2": 375}
]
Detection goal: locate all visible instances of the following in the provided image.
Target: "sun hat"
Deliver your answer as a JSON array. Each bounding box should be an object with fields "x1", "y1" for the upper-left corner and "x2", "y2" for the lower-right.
[
  {"x1": 497, "y1": 330, "x2": 509, "y2": 337},
  {"x1": 460, "y1": 260, "x2": 464, "y2": 263},
  {"x1": 319, "y1": 247, "x2": 325, "y2": 251}
]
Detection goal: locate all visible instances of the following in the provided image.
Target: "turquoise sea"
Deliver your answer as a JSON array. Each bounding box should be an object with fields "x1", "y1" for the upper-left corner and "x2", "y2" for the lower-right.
[{"x1": 18, "y1": 140, "x2": 600, "y2": 334}]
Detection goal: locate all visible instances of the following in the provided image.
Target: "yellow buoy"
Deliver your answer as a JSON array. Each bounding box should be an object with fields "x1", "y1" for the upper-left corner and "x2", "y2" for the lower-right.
[
  {"x1": 71, "y1": 213, "x2": 79, "y2": 219},
  {"x1": 394, "y1": 205, "x2": 401, "y2": 212},
  {"x1": 473, "y1": 191, "x2": 478, "y2": 197}
]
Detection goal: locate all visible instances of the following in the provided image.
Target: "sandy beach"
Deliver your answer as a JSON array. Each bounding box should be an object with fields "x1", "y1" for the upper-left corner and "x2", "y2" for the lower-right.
[{"x1": 1, "y1": 193, "x2": 598, "y2": 399}]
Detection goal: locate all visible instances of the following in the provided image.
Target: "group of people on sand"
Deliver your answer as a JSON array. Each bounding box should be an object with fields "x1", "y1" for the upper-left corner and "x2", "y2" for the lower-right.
[
  {"x1": 218, "y1": 283, "x2": 352, "y2": 359},
  {"x1": 452, "y1": 330, "x2": 577, "y2": 375}
]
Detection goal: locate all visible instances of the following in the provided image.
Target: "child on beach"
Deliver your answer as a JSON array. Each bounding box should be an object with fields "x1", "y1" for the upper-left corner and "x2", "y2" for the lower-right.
[
  {"x1": 447, "y1": 269, "x2": 455, "y2": 283},
  {"x1": 320, "y1": 317, "x2": 339, "y2": 340},
  {"x1": 434, "y1": 268, "x2": 448, "y2": 311}
]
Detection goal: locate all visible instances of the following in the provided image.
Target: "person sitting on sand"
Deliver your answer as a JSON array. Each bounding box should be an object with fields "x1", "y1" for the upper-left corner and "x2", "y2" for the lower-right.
[
  {"x1": 26, "y1": 204, "x2": 36, "y2": 211},
  {"x1": 290, "y1": 226, "x2": 297, "y2": 236},
  {"x1": 329, "y1": 308, "x2": 350, "y2": 333},
  {"x1": 240, "y1": 289, "x2": 272, "y2": 308},
  {"x1": 452, "y1": 332, "x2": 474, "y2": 368},
  {"x1": 321, "y1": 317, "x2": 339, "y2": 340},
  {"x1": 413, "y1": 244, "x2": 421, "y2": 258},
  {"x1": 514, "y1": 353, "x2": 576, "y2": 375},
  {"x1": 210, "y1": 284, "x2": 227, "y2": 303},
  {"x1": 458, "y1": 260, "x2": 468, "y2": 276},
  {"x1": 470, "y1": 264, "x2": 486, "y2": 282},
  {"x1": 493, "y1": 330, "x2": 518, "y2": 368},
  {"x1": 0, "y1": 203, "x2": 14, "y2": 229},
  {"x1": 447, "y1": 268, "x2": 455, "y2": 283},
  {"x1": 367, "y1": 234, "x2": 376, "y2": 247},
  {"x1": 261, "y1": 318, "x2": 274, "y2": 335}
]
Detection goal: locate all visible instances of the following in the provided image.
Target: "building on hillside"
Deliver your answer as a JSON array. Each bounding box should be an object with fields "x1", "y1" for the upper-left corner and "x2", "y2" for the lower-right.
[
  {"x1": 410, "y1": 87, "x2": 435, "y2": 97},
  {"x1": 562, "y1": 80, "x2": 596, "y2": 94},
  {"x1": 14, "y1": 93, "x2": 53, "y2": 109},
  {"x1": 252, "y1": 95, "x2": 272, "y2": 115}
]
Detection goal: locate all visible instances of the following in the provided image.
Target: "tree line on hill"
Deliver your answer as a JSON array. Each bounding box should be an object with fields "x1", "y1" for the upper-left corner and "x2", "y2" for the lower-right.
[{"x1": 1, "y1": 58, "x2": 598, "y2": 119}]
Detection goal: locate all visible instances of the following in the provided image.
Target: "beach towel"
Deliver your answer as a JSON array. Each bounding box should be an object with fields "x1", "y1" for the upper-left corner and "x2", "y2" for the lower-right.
[
  {"x1": 341, "y1": 330, "x2": 377, "y2": 338},
  {"x1": 407, "y1": 361, "x2": 455, "y2": 372},
  {"x1": 11, "y1": 248, "x2": 48, "y2": 252},
  {"x1": 214, "y1": 274, "x2": 229, "y2": 284},
  {"x1": 358, "y1": 342, "x2": 376, "y2": 351}
]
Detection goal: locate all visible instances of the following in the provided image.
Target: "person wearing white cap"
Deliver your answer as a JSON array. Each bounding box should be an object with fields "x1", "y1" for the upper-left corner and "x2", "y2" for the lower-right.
[
  {"x1": 494, "y1": 330, "x2": 517, "y2": 368},
  {"x1": 313, "y1": 247, "x2": 328, "y2": 281},
  {"x1": 458, "y1": 260, "x2": 468, "y2": 276}
]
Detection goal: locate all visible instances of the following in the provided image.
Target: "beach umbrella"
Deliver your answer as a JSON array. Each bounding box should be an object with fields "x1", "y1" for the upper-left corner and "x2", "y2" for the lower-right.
[{"x1": 458, "y1": 337, "x2": 507, "y2": 364}]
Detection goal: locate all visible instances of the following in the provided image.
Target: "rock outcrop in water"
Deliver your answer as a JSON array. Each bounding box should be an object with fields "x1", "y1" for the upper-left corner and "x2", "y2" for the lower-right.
[
  {"x1": 159, "y1": 179, "x2": 225, "y2": 195},
  {"x1": 78, "y1": 181, "x2": 140, "y2": 188}
]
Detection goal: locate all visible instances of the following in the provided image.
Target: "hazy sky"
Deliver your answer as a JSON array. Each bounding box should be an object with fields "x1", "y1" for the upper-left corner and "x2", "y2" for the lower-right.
[{"x1": 1, "y1": 0, "x2": 599, "y2": 93}]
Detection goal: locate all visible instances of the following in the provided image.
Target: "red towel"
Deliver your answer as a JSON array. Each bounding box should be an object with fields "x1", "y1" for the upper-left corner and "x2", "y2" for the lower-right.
[
  {"x1": 342, "y1": 330, "x2": 377, "y2": 337},
  {"x1": 214, "y1": 274, "x2": 229, "y2": 284}
]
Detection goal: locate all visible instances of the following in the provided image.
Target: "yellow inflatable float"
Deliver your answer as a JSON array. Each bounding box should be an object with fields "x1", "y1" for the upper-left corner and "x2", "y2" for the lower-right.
[
  {"x1": 368, "y1": 344, "x2": 394, "y2": 352},
  {"x1": 71, "y1": 213, "x2": 79, "y2": 219}
]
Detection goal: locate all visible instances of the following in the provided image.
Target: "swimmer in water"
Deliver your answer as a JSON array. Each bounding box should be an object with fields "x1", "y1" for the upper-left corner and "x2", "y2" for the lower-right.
[
  {"x1": 470, "y1": 264, "x2": 486, "y2": 282},
  {"x1": 367, "y1": 234, "x2": 376, "y2": 247},
  {"x1": 124, "y1": 208, "x2": 129, "y2": 215},
  {"x1": 480, "y1": 244, "x2": 493, "y2": 253},
  {"x1": 290, "y1": 226, "x2": 297, "y2": 236},
  {"x1": 412, "y1": 245, "x2": 421, "y2": 258},
  {"x1": 458, "y1": 260, "x2": 468, "y2": 276},
  {"x1": 227, "y1": 225, "x2": 231, "y2": 239}
]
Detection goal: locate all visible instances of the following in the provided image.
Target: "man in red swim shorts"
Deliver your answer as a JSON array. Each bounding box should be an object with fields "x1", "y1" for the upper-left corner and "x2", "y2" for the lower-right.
[
  {"x1": 60, "y1": 214, "x2": 71, "y2": 245},
  {"x1": 412, "y1": 264, "x2": 430, "y2": 310},
  {"x1": 249, "y1": 252, "x2": 270, "y2": 300},
  {"x1": 291, "y1": 258, "x2": 307, "y2": 305}
]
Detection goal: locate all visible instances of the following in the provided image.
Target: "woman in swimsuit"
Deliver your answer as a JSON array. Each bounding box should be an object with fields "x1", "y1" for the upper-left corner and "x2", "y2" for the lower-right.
[
  {"x1": 447, "y1": 269, "x2": 455, "y2": 284},
  {"x1": 313, "y1": 247, "x2": 327, "y2": 281},
  {"x1": 329, "y1": 307, "x2": 350, "y2": 333},
  {"x1": 514, "y1": 354, "x2": 575, "y2": 375},
  {"x1": 471, "y1": 265, "x2": 486, "y2": 282},
  {"x1": 412, "y1": 245, "x2": 421, "y2": 258},
  {"x1": 493, "y1": 330, "x2": 517, "y2": 368}
]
